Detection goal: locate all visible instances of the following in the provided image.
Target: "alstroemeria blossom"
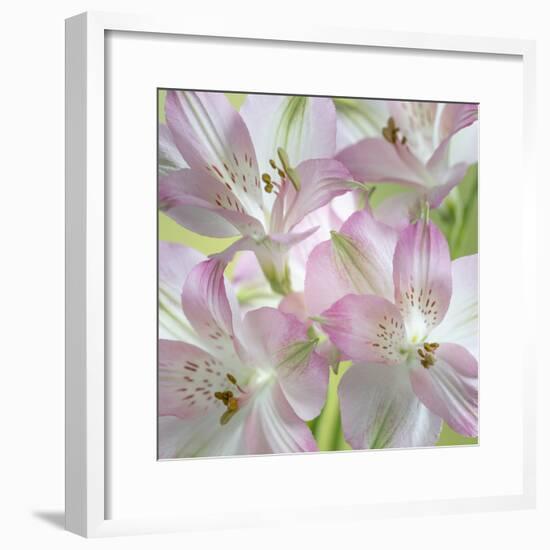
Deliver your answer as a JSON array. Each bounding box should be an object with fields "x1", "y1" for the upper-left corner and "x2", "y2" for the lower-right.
[
  {"x1": 159, "y1": 91, "x2": 354, "y2": 294},
  {"x1": 337, "y1": 101, "x2": 478, "y2": 211},
  {"x1": 158, "y1": 247, "x2": 329, "y2": 458},
  {"x1": 305, "y1": 208, "x2": 478, "y2": 448}
]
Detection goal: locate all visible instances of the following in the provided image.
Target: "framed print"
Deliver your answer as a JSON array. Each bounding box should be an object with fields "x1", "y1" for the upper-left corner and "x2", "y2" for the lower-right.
[{"x1": 65, "y1": 11, "x2": 537, "y2": 537}]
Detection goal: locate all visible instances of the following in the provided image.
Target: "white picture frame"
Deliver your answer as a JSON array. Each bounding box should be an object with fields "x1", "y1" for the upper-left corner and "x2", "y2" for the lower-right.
[{"x1": 65, "y1": 11, "x2": 537, "y2": 538}]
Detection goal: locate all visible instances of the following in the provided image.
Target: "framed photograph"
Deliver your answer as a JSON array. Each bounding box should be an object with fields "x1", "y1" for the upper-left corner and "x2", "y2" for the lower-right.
[{"x1": 66, "y1": 11, "x2": 537, "y2": 537}]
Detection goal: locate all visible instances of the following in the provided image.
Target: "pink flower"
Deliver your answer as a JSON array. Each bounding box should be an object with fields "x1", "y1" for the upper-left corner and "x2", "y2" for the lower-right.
[
  {"x1": 159, "y1": 91, "x2": 354, "y2": 294},
  {"x1": 158, "y1": 244, "x2": 329, "y2": 458},
  {"x1": 305, "y1": 208, "x2": 478, "y2": 448},
  {"x1": 337, "y1": 101, "x2": 478, "y2": 212}
]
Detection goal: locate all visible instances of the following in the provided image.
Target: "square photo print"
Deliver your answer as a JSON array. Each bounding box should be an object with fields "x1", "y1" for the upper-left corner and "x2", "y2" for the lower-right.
[{"x1": 158, "y1": 90, "x2": 479, "y2": 459}]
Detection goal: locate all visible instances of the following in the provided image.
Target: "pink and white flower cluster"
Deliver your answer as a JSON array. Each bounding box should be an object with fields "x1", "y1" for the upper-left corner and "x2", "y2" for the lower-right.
[{"x1": 158, "y1": 91, "x2": 479, "y2": 457}]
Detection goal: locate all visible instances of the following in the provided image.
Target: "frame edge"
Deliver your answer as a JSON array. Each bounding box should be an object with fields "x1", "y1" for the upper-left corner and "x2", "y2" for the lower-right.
[{"x1": 65, "y1": 11, "x2": 89, "y2": 538}]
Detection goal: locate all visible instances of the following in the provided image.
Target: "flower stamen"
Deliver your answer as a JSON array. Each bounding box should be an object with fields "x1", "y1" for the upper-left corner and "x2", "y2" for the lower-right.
[
  {"x1": 418, "y1": 342, "x2": 439, "y2": 368},
  {"x1": 262, "y1": 148, "x2": 301, "y2": 194},
  {"x1": 214, "y1": 373, "x2": 246, "y2": 425},
  {"x1": 382, "y1": 117, "x2": 407, "y2": 145}
]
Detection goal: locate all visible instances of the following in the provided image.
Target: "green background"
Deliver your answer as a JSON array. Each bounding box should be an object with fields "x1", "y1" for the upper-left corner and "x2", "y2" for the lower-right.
[{"x1": 158, "y1": 90, "x2": 478, "y2": 449}]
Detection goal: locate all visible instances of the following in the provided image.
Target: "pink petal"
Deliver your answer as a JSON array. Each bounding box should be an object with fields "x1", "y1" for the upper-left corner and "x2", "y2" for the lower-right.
[
  {"x1": 374, "y1": 191, "x2": 421, "y2": 231},
  {"x1": 393, "y1": 221, "x2": 452, "y2": 340},
  {"x1": 389, "y1": 101, "x2": 438, "y2": 164},
  {"x1": 159, "y1": 339, "x2": 231, "y2": 419},
  {"x1": 304, "y1": 208, "x2": 398, "y2": 316},
  {"x1": 425, "y1": 165, "x2": 467, "y2": 208},
  {"x1": 321, "y1": 294, "x2": 406, "y2": 365},
  {"x1": 231, "y1": 250, "x2": 264, "y2": 287},
  {"x1": 242, "y1": 307, "x2": 329, "y2": 420},
  {"x1": 159, "y1": 241, "x2": 205, "y2": 298},
  {"x1": 159, "y1": 168, "x2": 264, "y2": 238},
  {"x1": 244, "y1": 383, "x2": 318, "y2": 454},
  {"x1": 240, "y1": 94, "x2": 337, "y2": 174},
  {"x1": 437, "y1": 103, "x2": 479, "y2": 143},
  {"x1": 430, "y1": 254, "x2": 479, "y2": 360},
  {"x1": 304, "y1": 240, "x2": 352, "y2": 317},
  {"x1": 425, "y1": 103, "x2": 478, "y2": 204},
  {"x1": 159, "y1": 123, "x2": 187, "y2": 174},
  {"x1": 158, "y1": 413, "x2": 248, "y2": 459},
  {"x1": 272, "y1": 158, "x2": 352, "y2": 233},
  {"x1": 288, "y1": 194, "x2": 355, "y2": 289},
  {"x1": 213, "y1": 228, "x2": 319, "y2": 294},
  {"x1": 448, "y1": 121, "x2": 479, "y2": 166},
  {"x1": 425, "y1": 134, "x2": 468, "y2": 208},
  {"x1": 158, "y1": 339, "x2": 253, "y2": 457},
  {"x1": 278, "y1": 292, "x2": 308, "y2": 323},
  {"x1": 410, "y1": 343, "x2": 478, "y2": 437},
  {"x1": 337, "y1": 137, "x2": 427, "y2": 189},
  {"x1": 165, "y1": 91, "x2": 264, "y2": 219},
  {"x1": 181, "y1": 258, "x2": 242, "y2": 359},
  {"x1": 335, "y1": 98, "x2": 389, "y2": 151},
  {"x1": 339, "y1": 363, "x2": 442, "y2": 449},
  {"x1": 159, "y1": 242, "x2": 205, "y2": 341}
]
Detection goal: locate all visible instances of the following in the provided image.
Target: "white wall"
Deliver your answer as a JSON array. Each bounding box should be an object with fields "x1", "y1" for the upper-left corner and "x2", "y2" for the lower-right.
[{"x1": 1, "y1": 1, "x2": 547, "y2": 548}]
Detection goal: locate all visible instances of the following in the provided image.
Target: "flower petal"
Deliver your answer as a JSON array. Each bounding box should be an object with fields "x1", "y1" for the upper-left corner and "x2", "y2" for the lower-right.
[
  {"x1": 437, "y1": 103, "x2": 479, "y2": 143},
  {"x1": 165, "y1": 90, "x2": 264, "y2": 219},
  {"x1": 273, "y1": 158, "x2": 353, "y2": 233},
  {"x1": 448, "y1": 121, "x2": 479, "y2": 166},
  {"x1": 287, "y1": 194, "x2": 355, "y2": 291},
  {"x1": 389, "y1": 101, "x2": 438, "y2": 164},
  {"x1": 304, "y1": 241, "x2": 350, "y2": 317},
  {"x1": 159, "y1": 339, "x2": 235, "y2": 419},
  {"x1": 430, "y1": 254, "x2": 479, "y2": 360},
  {"x1": 337, "y1": 137, "x2": 427, "y2": 189},
  {"x1": 213, "y1": 228, "x2": 319, "y2": 295},
  {"x1": 240, "y1": 94, "x2": 337, "y2": 175},
  {"x1": 425, "y1": 103, "x2": 478, "y2": 200},
  {"x1": 159, "y1": 168, "x2": 264, "y2": 238},
  {"x1": 230, "y1": 251, "x2": 278, "y2": 311},
  {"x1": 244, "y1": 383, "x2": 318, "y2": 454},
  {"x1": 374, "y1": 191, "x2": 422, "y2": 231},
  {"x1": 393, "y1": 221, "x2": 452, "y2": 340},
  {"x1": 339, "y1": 363, "x2": 442, "y2": 449},
  {"x1": 410, "y1": 343, "x2": 478, "y2": 437},
  {"x1": 159, "y1": 123, "x2": 188, "y2": 175},
  {"x1": 321, "y1": 294, "x2": 406, "y2": 365},
  {"x1": 242, "y1": 307, "x2": 329, "y2": 420},
  {"x1": 159, "y1": 242, "x2": 205, "y2": 341},
  {"x1": 334, "y1": 98, "x2": 389, "y2": 151},
  {"x1": 181, "y1": 258, "x2": 243, "y2": 362},
  {"x1": 425, "y1": 165, "x2": 467, "y2": 208},
  {"x1": 158, "y1": 413, "x2": 248, "y2": 459},
  {"x1": 278, "y1": 291, "x2": 308, "y2": 323},
  {"x1": 304, "y1": 208, "x2": 398, "y2": 315}
]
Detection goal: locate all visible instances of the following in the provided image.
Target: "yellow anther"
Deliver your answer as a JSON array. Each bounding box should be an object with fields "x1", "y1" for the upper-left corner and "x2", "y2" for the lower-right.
[
  {"x1": 382, "y1": 117, "x2": 400, "y2": 144},
  {"x1": 227, "y1": 373, "x2": 237, "y2": 385},
  {"x1": 423, "y1": 342, "x2": 439, "y2": 353},
  {"x1": 227, "y1": 397, "x2": 239, "y2": 411},
  {"x1": 261, "y1": 173, "x2": 274, "y2": 193},
  {"x1": 220, "y1": 409, "x2": 238, "y2": 426},
  {"x1": 269, "y1": 159, "x2": 277, "y2": 170}
]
